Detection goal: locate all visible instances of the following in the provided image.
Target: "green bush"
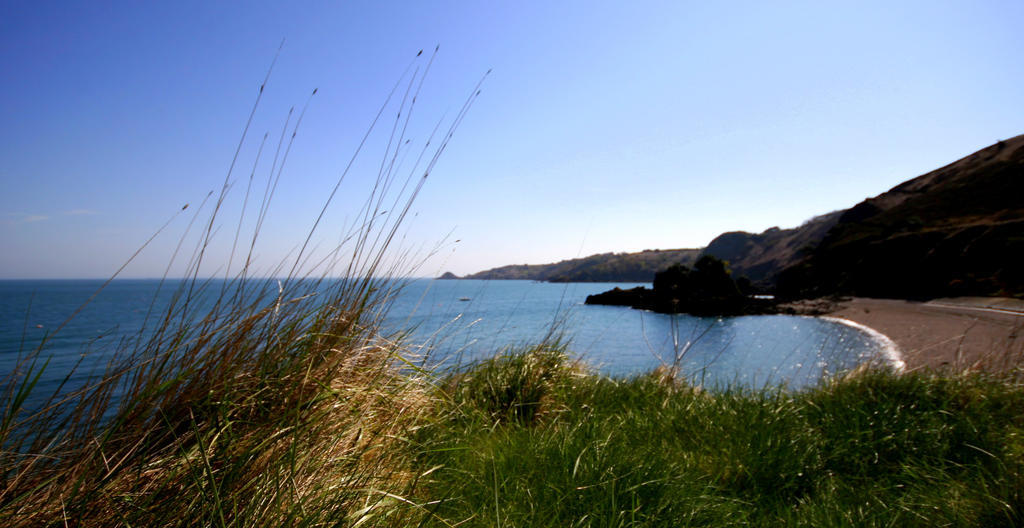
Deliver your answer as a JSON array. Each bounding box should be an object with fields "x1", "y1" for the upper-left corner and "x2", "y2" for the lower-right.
[{"x1": 446, "y1": 344, "x2": 576, "y2": 425}]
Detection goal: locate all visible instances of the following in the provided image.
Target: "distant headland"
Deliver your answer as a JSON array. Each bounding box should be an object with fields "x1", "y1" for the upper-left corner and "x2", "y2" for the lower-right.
[{"x1": 442, "y1": 134, "x2": 1024, "y2": 315}]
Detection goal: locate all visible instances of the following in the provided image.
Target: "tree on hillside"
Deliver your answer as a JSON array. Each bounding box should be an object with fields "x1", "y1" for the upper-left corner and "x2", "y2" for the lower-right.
[{"x1": 652, "y1": 255, "x2": 743, "y2": 314}]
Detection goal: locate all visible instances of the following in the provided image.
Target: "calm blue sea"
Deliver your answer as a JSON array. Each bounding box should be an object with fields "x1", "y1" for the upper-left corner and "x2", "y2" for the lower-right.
[
  {"x1": 1, "y1": 279, "x2": 885, "y2": 414},
  {"x1": 383, "y1": 280, "x2": 883, "y2": 386}
]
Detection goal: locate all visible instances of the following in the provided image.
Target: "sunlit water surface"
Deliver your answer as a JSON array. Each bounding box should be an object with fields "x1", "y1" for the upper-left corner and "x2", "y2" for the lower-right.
[
  {"x1": 1, "y1": 279, "x2": 889, "y2": 414},
  {"x1": 384, "y1": 279, "x2": 885, "y2": 388}
]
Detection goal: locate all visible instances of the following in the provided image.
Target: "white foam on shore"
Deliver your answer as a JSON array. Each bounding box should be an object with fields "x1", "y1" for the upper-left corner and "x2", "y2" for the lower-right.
[{"x1": 821, "y1": 316, "x2": 906, "y2": 373}]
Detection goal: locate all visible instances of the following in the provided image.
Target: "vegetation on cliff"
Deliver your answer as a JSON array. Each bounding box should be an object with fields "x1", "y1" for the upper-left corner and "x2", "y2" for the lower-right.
[
  {"x1": 460, "y1": 248, "x2": 700, "y2": 282},
  {"x1": 699, "y1": 210, "x2": 842, "y2": 286},
  {"x1": 777, "y1": 135, "x2": 1024, "y2": 300}
]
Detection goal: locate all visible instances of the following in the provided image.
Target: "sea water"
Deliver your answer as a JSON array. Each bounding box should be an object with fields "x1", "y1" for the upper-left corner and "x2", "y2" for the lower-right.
[
  {"x1": 383, "y1": 279, "x2": 882, "y2": 387},
  {"x1": 1, "y1": 278, "x2": 886, "y2": 414}
]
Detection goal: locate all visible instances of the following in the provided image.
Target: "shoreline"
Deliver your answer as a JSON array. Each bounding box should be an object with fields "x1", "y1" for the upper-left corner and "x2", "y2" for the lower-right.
[
  {"x1": 819, "y1": 315, "x2": 906, "y2": 372},
  {"x1": 819, "y1": 297, "x2": 1023, "y2": 373}
]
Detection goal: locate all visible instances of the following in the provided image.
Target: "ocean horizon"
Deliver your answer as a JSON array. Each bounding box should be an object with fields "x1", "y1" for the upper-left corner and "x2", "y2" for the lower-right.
[{"x1": 2, "y1": 278, "x2": 890, "y2": 417}]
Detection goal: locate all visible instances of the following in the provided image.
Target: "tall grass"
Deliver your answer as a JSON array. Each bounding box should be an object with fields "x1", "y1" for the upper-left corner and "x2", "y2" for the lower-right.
[
  {"x1": 416, "y1": 347, "x2": 1024, "y2": 527},
  {"x1": 0, "y1": 49, "x2": 484, "y2": 527}
]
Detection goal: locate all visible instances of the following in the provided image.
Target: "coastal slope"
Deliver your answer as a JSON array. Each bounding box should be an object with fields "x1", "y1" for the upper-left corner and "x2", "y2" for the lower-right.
[
  {"x1": 699, "y1": 210, "x2": 843, "y2": 285},
  {"x1": 778, "y1": 134, "x2": 1024, "y2": 299},
  {"x1": 455, "y1": 249, "x2": 700, "y2": 282},
  {"x1": 454, "y1": 135, "x2": 1024, "y2": 300}
]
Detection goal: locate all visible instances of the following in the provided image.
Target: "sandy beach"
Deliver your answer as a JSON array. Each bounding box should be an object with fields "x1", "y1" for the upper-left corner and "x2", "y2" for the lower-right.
[{"x1": 826, "y1": 297, "x2": 1024, "y2": 373}]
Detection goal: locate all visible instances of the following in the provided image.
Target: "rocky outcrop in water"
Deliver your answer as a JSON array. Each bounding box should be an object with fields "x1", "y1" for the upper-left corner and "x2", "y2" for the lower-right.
[{"x1": 585, "y1": 255, "x2": 777, "y2": 316}]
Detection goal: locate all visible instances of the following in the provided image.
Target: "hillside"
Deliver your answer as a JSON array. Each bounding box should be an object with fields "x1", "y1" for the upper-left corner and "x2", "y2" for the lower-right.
[
  {"x1": 700, "y1": 210, "x2": 843, "y2": 285},
  {"x1": 777, "y1": 135, "x2": 1024, "y2": 299},
  {"x1": 453, "y1": 136, "x2": 1023, "y2": 298},
  {"x1": 453, "y1": 249, "x2": 701, "y2": 282}
]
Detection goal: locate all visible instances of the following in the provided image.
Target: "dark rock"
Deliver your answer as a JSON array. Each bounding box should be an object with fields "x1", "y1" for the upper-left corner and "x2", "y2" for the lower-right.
[
  {"x1": 586, "y1": 255, "x2": 781, "y2": 316},
  {"x1": 585, "y1": 287, "x2": 651, "y2": 307}
]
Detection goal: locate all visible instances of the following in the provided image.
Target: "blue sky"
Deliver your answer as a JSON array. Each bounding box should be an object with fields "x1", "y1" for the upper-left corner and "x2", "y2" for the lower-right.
[{"x1": 2, "y1": 1, "x2": 1022, "y2": 279}]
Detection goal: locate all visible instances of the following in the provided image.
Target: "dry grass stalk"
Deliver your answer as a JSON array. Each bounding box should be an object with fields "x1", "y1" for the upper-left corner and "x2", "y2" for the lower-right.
[{"x1": 1, "y1": 49, "x2": 485, "y2": 527}]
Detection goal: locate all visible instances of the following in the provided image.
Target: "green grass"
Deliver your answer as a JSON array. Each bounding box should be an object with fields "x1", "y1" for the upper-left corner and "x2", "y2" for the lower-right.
[{"x1": 414, "y1": 347, "x2": 1024, "y2": 527}]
